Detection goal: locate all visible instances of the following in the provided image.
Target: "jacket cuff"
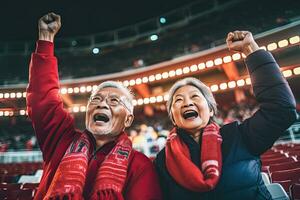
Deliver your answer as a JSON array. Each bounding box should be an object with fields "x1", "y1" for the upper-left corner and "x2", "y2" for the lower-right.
[
  {"x1": 245, "y1": 49, "x2": 276, "y2": 74},
  {"x1": 35, "y1": 40, "x2": 54, "y2": 56}
]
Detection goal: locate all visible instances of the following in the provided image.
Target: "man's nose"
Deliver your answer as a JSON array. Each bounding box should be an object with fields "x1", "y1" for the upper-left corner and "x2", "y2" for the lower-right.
[{"x1": 97, "y1": 99, "x2": 109, "y2": 109}]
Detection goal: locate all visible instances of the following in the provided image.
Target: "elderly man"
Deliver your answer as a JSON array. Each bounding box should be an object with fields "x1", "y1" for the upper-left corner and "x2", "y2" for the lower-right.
[{"x1": 26, "y1": 12, "x2": 162, "y2": 200}]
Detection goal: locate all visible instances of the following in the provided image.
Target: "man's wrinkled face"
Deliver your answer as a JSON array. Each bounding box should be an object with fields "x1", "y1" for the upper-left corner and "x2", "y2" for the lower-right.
[
  {"x1": 85, "y1": 87, "x2": 133, "y2": 139},
  {"x1": 171, "y1": 85, "x2": 213, "y2": 134}
]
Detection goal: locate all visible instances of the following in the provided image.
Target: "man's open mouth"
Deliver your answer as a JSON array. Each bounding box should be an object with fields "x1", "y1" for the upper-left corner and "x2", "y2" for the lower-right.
[
  {"x1": 93, "y1": 113, "x2": 110, "y2": 123},
  {"x1": 182, "y1": 110, "x2": 199, "y2": 119}
]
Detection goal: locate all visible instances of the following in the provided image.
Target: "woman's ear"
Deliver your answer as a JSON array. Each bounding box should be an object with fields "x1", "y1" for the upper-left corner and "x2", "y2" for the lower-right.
[
  {"x1": 125, "y1": 114, "x2": 134, "y2": 128},
  {"x1": 209, "y1": 110, "x2": 214, "y2": 117}
]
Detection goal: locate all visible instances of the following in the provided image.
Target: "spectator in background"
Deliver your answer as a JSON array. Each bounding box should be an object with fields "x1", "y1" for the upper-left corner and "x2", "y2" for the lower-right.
[
  {"x1": 154, "y1": 31, "x2": 297, "y2": 199},
  {"x1": 27, "y1": 12, "x2": 162, "y2": 200}
]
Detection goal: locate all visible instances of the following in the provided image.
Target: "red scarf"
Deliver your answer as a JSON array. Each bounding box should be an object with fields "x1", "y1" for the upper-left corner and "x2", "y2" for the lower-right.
[
  {"x1": 165, "y1": 123, "x2": 222, "y2": 192},
  {"x1": 44, "y1": 132, "x2": 132, "y2": 200}
]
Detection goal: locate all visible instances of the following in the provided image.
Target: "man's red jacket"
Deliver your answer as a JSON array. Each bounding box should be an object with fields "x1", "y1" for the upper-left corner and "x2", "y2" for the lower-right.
[{"x1": 26, "y1": 40, "x2": 162, "y2": 200}]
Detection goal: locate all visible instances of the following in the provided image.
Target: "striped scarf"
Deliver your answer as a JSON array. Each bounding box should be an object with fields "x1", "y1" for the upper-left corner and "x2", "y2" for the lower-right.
[
  {"x1": 44, "y1": 132, "x2": 132, "y2": 200},
  {"x1": 165, "y1": 122, "x2": 222, "y2": 192}
]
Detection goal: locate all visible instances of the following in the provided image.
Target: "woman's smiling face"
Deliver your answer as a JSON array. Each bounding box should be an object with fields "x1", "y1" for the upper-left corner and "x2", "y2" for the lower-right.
[{"x1": 171, "y1": 85, "x2": 213, "y2": 134}]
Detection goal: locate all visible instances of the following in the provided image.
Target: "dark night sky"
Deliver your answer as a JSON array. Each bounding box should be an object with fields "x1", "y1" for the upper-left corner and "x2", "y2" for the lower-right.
[{"x1": 0, "y1": 0, "x2": 198, "y2": 42}]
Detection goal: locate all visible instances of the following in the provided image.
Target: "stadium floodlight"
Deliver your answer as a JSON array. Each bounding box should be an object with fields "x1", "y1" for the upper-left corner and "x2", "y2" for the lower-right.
[
  {"x1": 245, "y1": 78, "x2": 251, "y2": 85},
  {"x1": 144, "y1": 98, "x2": 150, "y2": 104},
  {"x1": 289, "y1": 36, "x2": 300, "y2": 44},
  {"x1": 283, "y1": 70, "x2": 292, "y2": 77},
  {"x1": 228, "y1": 81, "x2": 236, "y2": 88},
  {"x1": 162, "y1": 72, "x2": 169, "y2": 79},
  {"x1": 214, "y1": 58, "x2": 223, "y2": 65},
  {"x1": 149, "y1": 75, "x2": 155, "y2": 82},
  {"x1": 136, "y1": 78, "x2": 142, "y2": 84},
  {"x1": 183, "y1": 67, "x2": 190, "y2": 74},
  {"x1": 219, "y1": 83, "x2": 227, "y2": 90},
  {"x1": 278, "y1": 39, "x2": 288, "y2": 48},
  {"x1": 206, "y1": 60, "x2": 214, "y2": 68},
  {"x1": 175, "y1": 68, "x2": 183, "y2": 76},
  {"x1": 19, "y1": 110, "x2": 26, "y2": 116},
  {"x1": 293, "y1": 67, "x2": 300, "y2": 75},
  {"x1": 150, "y1": 34, "x2": 158, "y2": 41},
  {"x1": 159, "y1": 17, "x2": 166, "y2": 24},
  {"x1": 10, "y1": 93, "x2": 16, "y2": 98},
  {"x1": 190, "y1": 64, "x2": 198, "y2": 72},
  {"x1": 223, "y1": 56, "x2": 232, "y2": 63},
  {"x1": 123, "y1": 80, "x2": 129, "y2": 87},
  {"x1": 259, "y1": 46, "x2": 267, "y2": 50},
  {"x1": 67, "y1": 88, "x2": 74, "y2": 94},
  {"x1": 74, "y1": 87, "x2": 80, "y2": 93},
  {"x1": 129, "y1": 79, "x2": 136, "y2": 86},
  {"x1": 0, "y1": 93, "x2": 3, "y2": 98},
  {"x1": 23, "y1": 92, "x2": 27, "y2": 98},
  {"x1": 164, "y1": 94, "x2": 169, "y2": 101},
  {"x1": 16, "y1": 92, "x2": 22, "y2": 98},
  {"x1": 86, "y1": 86, "x2": 92, "y2": 92},
  {"x1": 267, "y1": 43, "x2": 277, "y2": 51},
  {"x1": 198, "y1": 63, "x2": 205, "y2": 70},
  {"x1": 92, "y1": 47, "x2": 100, "y2": 54},
  {"x1": 210, "y1": 85, "x2": 218, "y2": 92},
  {"x1": 137, "y1": 99, "x2": 144, "y2": 105},
  {"x1": 142, "y1": 77, "x2": 149, "y2": 83},
  {"x1": 237, "y1": 79, "x2": 245, "y2": 87},
  {"x1": 0, "y1": 111, "x2": 3, "y2": 116},
  {"x1": 169, "y1": 70, "x2": 176, "y2": 77},
  {"x1": 232, "y1": 53, "x2": 241, "y2": 61},
  {"x1": 80, "y1": 106, "x2": 86, "y2": 112},
  {"x1": 156, "y1": 96, "x2": 163, "y2": 102},
  {"x1": 4, "y1": 93, "x2": 9, "y2": 98},
  {"x1": 73, "y1": 106, "x2": 79, "y2": 113},
  {"x1": 60, "y1": 88, "x2": 67, "y2": 94},
  {"x1": 80, "y1": 86, "x2": 86, "y2": 93},
  {"x1": 150, "y1": 97, "x2": 156, "y2": 103},
  {"x1": 155, "y1": 73, "x2": 162, "y2": 80},
  {"x1": 132, "y1": 99, "x2": 137, "y2": 106}
]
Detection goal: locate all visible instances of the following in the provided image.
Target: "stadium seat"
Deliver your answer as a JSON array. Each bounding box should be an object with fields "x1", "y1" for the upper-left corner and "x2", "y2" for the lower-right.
[
  {"x1": 261, "y1": 172, "x2": 271, "y2": 185},
  {"x1": 266, "y1": 183, "x2": 290, "y2": 200},
  {"x1": 290, "y1": 183, "x2": 300, "y2": 200},
  {"x1": 0, "y1": 183, "x2": 22, "y2": 190},
  {"x1": 271, "y1": 168, "x2": 300, "y2": 192},
  {"x1": 269, "y1": 161, "x2": 300, "y2": 172},
  {"x1": 22, "y1": 183, "x2": 39, "y2": 190},
  {"x1": 262, "y1": 157, "x2": 295, "y2": 166}
]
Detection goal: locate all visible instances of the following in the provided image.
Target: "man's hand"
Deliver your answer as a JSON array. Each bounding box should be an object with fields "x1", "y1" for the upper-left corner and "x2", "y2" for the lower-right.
[
  {"x1": 38, "y1": 12, "x2": 61, "y2": 42},
  {"x1": 226, "y1": 31, "x2": 260, "y2": 57}
]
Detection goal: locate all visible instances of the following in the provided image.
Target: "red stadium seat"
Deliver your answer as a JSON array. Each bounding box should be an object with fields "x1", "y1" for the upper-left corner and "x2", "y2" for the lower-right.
[
  {"x1": 22, "y1": 183, "x2": 39, "y2": 190},
  {"x1": 18, "y1": 188, "x2": 34, "y2": 200},
  {"x1": 0, "y1": 183, "x2": 22, "y2": 190},
  {"x1": 271, "y1": 168, "x2": 300, "y2": 192},
  {"x1": 269, "y1": 161, "x2": 300, "y2": 172},
  {"x1": 262, "y1": 157, "x2": 295, "y2": 166},
  {"x1": 290, "y1": 183, "x2": 300, "y2": 200}
]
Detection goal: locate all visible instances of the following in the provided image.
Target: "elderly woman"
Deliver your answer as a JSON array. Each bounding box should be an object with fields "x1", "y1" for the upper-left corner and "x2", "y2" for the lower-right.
[{"x1": 154, "y1": 31, "x2": 297, "y2": 200}]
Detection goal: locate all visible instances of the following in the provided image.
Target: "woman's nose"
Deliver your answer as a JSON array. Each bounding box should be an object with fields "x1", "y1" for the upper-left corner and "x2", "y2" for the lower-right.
[{"x1": 183, "y1": 98, "x2": 194, "y2": 107}]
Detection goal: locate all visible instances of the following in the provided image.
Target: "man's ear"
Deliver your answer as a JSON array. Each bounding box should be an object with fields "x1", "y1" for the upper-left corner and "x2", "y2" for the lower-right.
[{"x1": 125, "y1": 114, "x2": 134, "y2": 128}]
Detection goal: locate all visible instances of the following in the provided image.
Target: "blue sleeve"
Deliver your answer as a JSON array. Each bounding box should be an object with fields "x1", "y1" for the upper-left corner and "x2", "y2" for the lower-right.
[{"x1": 238, "y1": 50, "x2": 298, "y2": 155}]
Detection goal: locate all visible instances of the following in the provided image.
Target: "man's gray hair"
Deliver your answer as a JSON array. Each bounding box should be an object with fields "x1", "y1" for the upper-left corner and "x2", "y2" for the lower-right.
[
  {"x1": 91, "y1": 81, "x2": 134, "y2": 114},
  {"x1": 167, "y1": 77, "x2": 217, "y2": 121}
]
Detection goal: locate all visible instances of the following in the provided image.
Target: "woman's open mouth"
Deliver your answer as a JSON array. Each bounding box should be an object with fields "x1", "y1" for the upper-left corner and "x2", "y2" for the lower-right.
[{"x1": 182, "y1": 110, "x2": 199, "y2": 120}]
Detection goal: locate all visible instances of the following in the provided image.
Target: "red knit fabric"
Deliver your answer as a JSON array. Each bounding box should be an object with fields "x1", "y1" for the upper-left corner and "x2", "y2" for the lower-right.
[
  {"x1": 165, "y1": 123, "x2": 222, "y2": 192},
  {"x1": 27, "y1": 40, "x2": 162, "y2": 200},
  {"x1": 44, "y1": 133, "x2": 131, "y2": 200}
]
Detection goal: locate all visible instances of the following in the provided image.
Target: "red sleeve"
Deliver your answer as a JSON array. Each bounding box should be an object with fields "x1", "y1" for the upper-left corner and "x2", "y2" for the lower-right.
[
  {"x1": 125, "y1": 152, "x2": 162, "y2": 200},
  {"x1": 26, "y1": 40, "x2": 76, "y2": 162}
]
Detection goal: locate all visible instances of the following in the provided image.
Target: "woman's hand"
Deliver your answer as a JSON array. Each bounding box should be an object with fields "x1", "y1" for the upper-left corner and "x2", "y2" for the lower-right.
[{"x1": 226, "y1": 31, "x2": 260, "y2": 57}]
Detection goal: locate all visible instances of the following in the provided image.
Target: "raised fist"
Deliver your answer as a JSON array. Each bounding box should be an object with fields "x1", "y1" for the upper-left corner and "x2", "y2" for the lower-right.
[
  {"x1": 38, "y1": 13, "x2": 61, "y2": 42},
  {"x1": 226, "y1": 31, "x2": 259, "y2": 57}
]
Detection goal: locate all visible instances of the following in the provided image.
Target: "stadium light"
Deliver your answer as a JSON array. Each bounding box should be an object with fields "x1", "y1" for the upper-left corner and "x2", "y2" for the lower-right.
[
  {"x1": 190, "y1": 64, "x2": 198, "y2": 72},
  {"x1": 183, "y1": 67, "x2": 190, "y2": 74},
  {"x1": 232, "y1": 53, "x2": 241, "y2": 61},
  {"x1": 150, "y1": 34, "x2": 158, "y2": 41},
  {"x1": 210, "y1": 85, "x2": 218, "y2": 92},
  {"x1": 0, "y1": 93, "x2": 3, "y2": 98},
  {"x1": 245, "y1": 78, "x2": 251, "y2": 85},
  {"x1": 142, "y1": 77, "x2": 149, "y2": 83},
  {"x1": 136, "y1": 78, "x2": 142, "y2": 84},
  {"x1": 237, "y1": 79, "x2": 245, "y2": 87},
  {"x1": 278, "y1": 39, "x2": 289, "y2": 48},
  {"x1": 223, "y1": 56, "x2": 232, "y2": 63},
  {"x1": 92, "y1": 47, "x2": 100, "y2": 54},
  {"x1": 143, "y1": 98, "x2": 150, "y2": 104},
  {"x1": 198, "y1": 63, "x2": 205, "y2": 70},
  {"x1": 155, "y1": 73, "x2": 162, "y2": 80},
  {"x1": 162, "y1": 72, "x2": 169, "y2": 79},
  {"x1": 22, "y1": 92, "x2": 27, "y2": 98},
  {"x1": 74, "y1": 87, "x2": 80, "y2": 93},
  {"x1": 175, "y1": 69, "x2": 182, "y2": 76},
  {"x1": 159, "y1": 17, "x2": 166, "y2": 24},
  {"x1": 67, "y1": 88, "x2": 74, "y2": 94},
  {"x1": 149, "y1": 75, "x2": 155, "y2": 82},
  {"x1": 129, "y1": 79, "x2": 136, "y2": 86},
  {"x1": 293, "y1": 67, "x2": 300, "y2": 75},
  {"x1": 219, "y1": 83, "x2": 227, "y2": 90},
  {"x1": 289, "y1": 36, "x2": 300, "y2": 44},
  {"x1": 80, "y1": 86, "x2": 86, "y2": 93},
  {"x1": 214, "y1": 58, "x2": 223, "y2": 65},
  {"x1": 206, "y1": 60, "x2": 214, "y2": 68},
  {"x1": 169, "y1": 70, "x2": 176, "y2": 77},
  {"x1": 267, "y1": 43, "x2": 277, "y2": 51},
  {"x1": 60, "y1": 88, "x2": 67, "y2": 94},
  {"x1": 283, "y1": 70, "x2": 292, "y2": 77},
  {"x1": 228, "y1": 81, "x2": 236, "y2": 88}
]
